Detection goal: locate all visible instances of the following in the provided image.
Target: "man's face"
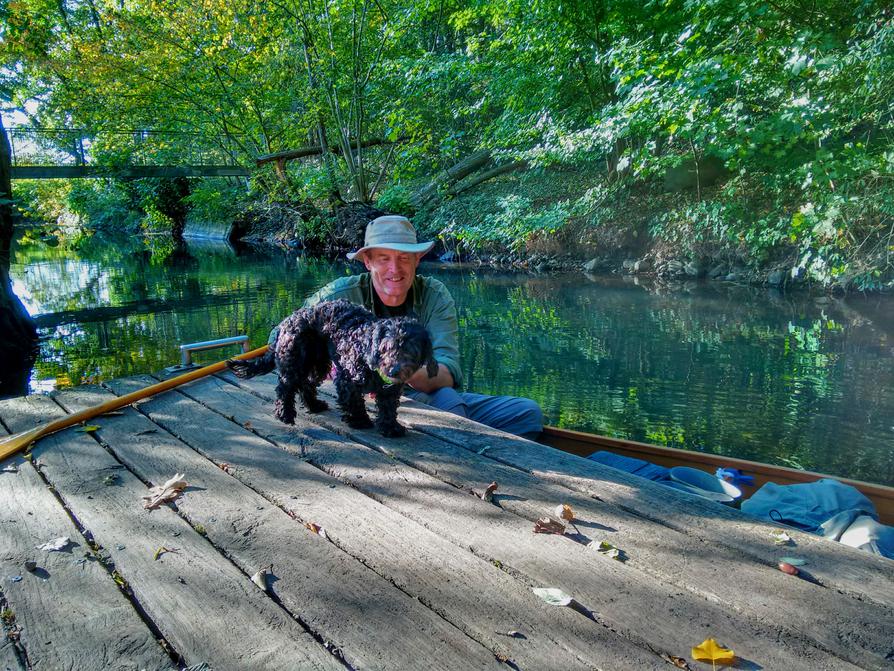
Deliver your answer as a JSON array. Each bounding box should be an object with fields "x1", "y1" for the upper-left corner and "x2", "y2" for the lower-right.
[{"x1": 363, "y1": 248, "x2": 421, "y2": 305}]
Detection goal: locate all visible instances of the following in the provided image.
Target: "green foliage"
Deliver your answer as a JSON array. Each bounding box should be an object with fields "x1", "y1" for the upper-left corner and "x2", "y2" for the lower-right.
[
  {"x1": 13, "y1": 179, "x2": 71, "y2": 224},
  {"x1": 375, "y1": 184, "x2": 413, "y2": 215},
  {"x1": 183, "y1": 179, "x2": 246, "y2": 226},
  {"x1": 3, "y1": 0, "x2": 893, "y2": 285},
  {"x1": 67, "y1": 180, "x2": 141, "y2": 231}
]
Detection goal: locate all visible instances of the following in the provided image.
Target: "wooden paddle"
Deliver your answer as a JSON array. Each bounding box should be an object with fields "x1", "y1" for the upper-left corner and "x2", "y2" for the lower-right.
[{"x1": 0, "y1": 345, "x2": 269, "y2": 462}]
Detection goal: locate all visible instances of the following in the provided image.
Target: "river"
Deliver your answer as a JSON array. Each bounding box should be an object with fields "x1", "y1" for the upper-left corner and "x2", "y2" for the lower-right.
[{"x1": 9, "y1": 230, "x2": 894, "y2": 486}]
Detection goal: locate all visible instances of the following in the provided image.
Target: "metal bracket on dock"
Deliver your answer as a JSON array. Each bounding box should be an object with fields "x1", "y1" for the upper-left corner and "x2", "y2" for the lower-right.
[{"x1": 163, "y1": 335, "x2": 250, "y2": 376}]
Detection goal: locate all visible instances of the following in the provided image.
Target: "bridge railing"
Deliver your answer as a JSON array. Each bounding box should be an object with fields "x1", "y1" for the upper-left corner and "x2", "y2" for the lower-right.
[{"x1": 7, "y1": 128, "x2": 244, "y2": 167}]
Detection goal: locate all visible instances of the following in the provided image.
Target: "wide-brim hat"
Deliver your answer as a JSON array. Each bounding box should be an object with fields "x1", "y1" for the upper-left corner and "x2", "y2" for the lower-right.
[{"x1": 346, "y1": 215, "x2": 435, "y2": 260}]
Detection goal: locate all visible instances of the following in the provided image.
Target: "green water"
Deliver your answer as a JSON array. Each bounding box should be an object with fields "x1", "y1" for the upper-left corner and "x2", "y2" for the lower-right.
[{"x1": 9, "y1": 232, "x2": 894, "y2": 486}]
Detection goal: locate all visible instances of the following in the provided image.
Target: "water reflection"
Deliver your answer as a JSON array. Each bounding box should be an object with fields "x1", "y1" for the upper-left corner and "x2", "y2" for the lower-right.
[{"x1": 10, "y1": 232, "x2": 894, "y2": 486}]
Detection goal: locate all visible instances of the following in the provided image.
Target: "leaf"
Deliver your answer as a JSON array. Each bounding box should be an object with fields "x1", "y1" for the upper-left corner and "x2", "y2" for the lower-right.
[
  {"x1": 153, "y1": 546, "x2": 178, "y2": 561},
  {"x1": 38, "y1": 536, "x2": 72, "y2": 552},
  {"x1": 661, "y1": 653, "x2": 692, "y2": 669},
  {"x1": 691, "y1": 638, "x2": 735, "y2": 665},
  {"x1": 533, "y1": 516, "x2": 566, "y2": 535},
  {"x1": 532, "y1": 587, "x2": 573, "y2": 606},
  {"x1": 304, "y1": 521, "x2": 328, "y2": 539},
  {"x1": 251, "y1": 566, "x2": 271, "y2": 592},
  {"x1": 483, "y1": 481, "x2": 498, "y2": 502},
  {"x1": 142, "y1": 473, "x2": 188, "y2": 510},
  {"x1": 554, "y1": 504, "x2": 574, "y2": 521},
  {"x1": 770, "y1": 529, "x2": 793, "y2": 545},
  {"x1": 590, "y1": 540, "x2": 624, "y2": 561},
  {"x1": 77, "y1": 425, "x2": 101, "y2": 433}
]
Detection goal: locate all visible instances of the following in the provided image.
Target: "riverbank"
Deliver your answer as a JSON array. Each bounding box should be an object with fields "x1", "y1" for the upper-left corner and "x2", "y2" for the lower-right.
[{"x1": 12, "y1": 159, "x2": 894, "y2": 294}]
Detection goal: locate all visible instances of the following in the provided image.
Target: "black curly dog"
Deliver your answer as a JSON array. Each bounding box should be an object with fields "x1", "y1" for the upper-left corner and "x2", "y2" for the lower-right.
[{"x1": 227, "y1": 300, "x2": 438, "y2": 437}]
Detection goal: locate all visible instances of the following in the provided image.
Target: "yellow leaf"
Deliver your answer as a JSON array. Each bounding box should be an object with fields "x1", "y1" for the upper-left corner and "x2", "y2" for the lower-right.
[
  {"x1": 691, "y1": 638, "x2": 735, "y2": 665},
  {"x1": 77, "y1": 425, "x2": 101, "y2": 433}
]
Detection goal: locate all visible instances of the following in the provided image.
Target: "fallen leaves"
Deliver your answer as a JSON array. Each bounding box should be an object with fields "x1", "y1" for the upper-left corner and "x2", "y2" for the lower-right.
[
  {"x1": 142, "y1": 473, "x2": 187, "y2": 510},
  {"x1": 251, "y1": 565, "x2": 273, "y2": 592},
  {"x1": 531, "y1": 587, "x2": 573, "y2": 606},
  {"x1": 483, "y1": 481, "x2": 498, "y2": 502},
  {"x1": 76, "y1": 425, "x2": 101, "y2": 433},
  {"x1": 589, "y1": 540, "x2": 625, "y2": 561},
  {"x1": 38, "y1": 536, "x2": 72, "y2": 552},
  {"x1": 778, "y1": 562, "x2": 799, "y2": 576},
  {"x1": 661, "y1": 652, "x2": 692, "y2": 669},
  {"x1": 555, "y1": 504, "x2": 575, "y2": 521},
  {"x1": 304, "y1": 521, "x2": 328, "y2": 539},
  {"x1": 691, "y1": 638, "x2": 735, "y2": 666},
  {"x1": 153, "y1": 546, "x2": 179, "y2": 561},
  {"x1": 533, "y1": 516, "x2": 566, "y2": 535},
  {"x1": 770, "y1": 529, "x2": 793, "y2": 546}
]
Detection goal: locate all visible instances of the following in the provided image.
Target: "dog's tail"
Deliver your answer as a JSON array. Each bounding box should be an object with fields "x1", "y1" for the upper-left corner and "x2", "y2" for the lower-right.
[{"x1": 226, "y1": 350, "x2": 275, "y2": 379}]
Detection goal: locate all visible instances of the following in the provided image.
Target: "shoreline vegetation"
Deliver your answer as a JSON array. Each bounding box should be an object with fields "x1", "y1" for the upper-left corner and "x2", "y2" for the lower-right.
[{"x1": 3, "y1": 1, "x2": 893, "y2": 293}]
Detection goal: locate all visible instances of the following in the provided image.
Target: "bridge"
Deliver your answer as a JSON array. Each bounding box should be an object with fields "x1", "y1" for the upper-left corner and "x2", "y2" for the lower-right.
[{"x1": 6, "y1": 127, "x2": 250, "y2": 179}]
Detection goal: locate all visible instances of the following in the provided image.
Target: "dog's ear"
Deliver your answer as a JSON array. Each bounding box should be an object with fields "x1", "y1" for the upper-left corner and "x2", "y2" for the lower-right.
[{"x1": 365, "y1": 321, "x2": 388, "y2": 369}]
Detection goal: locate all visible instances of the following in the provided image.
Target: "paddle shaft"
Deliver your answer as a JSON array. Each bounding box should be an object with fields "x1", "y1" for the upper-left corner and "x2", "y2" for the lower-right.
[{"x1": 0, "y1": 345, "x2": 269, "y2": 462}]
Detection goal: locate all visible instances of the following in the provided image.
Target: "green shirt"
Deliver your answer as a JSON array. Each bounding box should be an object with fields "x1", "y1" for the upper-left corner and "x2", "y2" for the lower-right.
[{"x1": 270, "y1": 273, "x2": 464, "y2": 389}]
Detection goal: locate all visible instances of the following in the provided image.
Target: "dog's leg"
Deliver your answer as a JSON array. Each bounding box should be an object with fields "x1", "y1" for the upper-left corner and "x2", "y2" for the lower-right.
[
  {"x1": 298, "y1": 380, "x2": 329, "y2": 414},
  {"x1": 374, "y1": 385, "x2": 406, "y2": 438},
  {"x1": 334, "y1": 374, "x2": 373, "y2": 429},
  {"x1": 274, "y1": 376, "x2": 298, "y2": 425}
]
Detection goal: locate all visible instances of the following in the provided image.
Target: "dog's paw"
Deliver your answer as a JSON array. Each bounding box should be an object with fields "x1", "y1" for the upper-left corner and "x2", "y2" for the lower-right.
[
  {"x1": 344, "y1": 414, "x2": 374, "y2": 429},
  {"x1": 274, "y1": 411, "x2": 296, "y2": 425},
  {"x1": 305, "y1": 399, "x2": 329, "y2": 413},
  {"x1": 379, "y1": 423, "x2": 407, "y2": 438}
]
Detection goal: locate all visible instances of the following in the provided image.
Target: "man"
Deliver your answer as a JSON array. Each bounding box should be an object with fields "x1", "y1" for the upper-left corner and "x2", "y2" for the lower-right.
[{"x1": 273, "y1": 214, "x2": 543, "y2": 439}]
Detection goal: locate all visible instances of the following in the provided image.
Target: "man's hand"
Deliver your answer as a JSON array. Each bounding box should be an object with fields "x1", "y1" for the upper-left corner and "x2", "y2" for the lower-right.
[{"x1": 407, "y1": 363, "x2": 453, "y2": 394}]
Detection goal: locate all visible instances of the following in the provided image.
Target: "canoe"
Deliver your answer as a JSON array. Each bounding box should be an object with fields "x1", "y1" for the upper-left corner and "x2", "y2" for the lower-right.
[{"x1": 539, "y1": 425, "x2": 894, "y2": 526}]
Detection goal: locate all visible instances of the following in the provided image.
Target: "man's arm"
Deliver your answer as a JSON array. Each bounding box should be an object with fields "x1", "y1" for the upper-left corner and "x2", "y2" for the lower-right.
[
  {"x1": 419, "y1": 279, "x2": 464, "y2": 389},
  {"x1": 407, "y1": 363, "x2": 454, "y2": 394}
]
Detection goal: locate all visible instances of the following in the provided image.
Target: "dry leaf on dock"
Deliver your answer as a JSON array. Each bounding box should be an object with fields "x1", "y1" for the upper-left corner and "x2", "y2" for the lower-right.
[
  {"x1": 691, "y1": 638, "x2": 735, "y2": 666},
  {"x1": 142, "y1": 473, "x2": 187, "y2": 510},
  {"x1": 483, "y1": 481, "x2": 498, "y2": 502},
  {"x1": 554, "y1": 504, "x2": 575, "y2": 521},
  {"x1": 533, "y1": 516, "x2": 566, "y2": 535},
  {"x1": 304, "y1": 521, "x2": 328, "y2": 539},
  {"x1": 531, "y1": 587, "x2": 573, "y2": 606},
  {"x1": 38, "y1": 536, "x2": 72, "y2": 552},
  {"x1": 251, "y1": 566, "x2": 272, "y2": 592}
]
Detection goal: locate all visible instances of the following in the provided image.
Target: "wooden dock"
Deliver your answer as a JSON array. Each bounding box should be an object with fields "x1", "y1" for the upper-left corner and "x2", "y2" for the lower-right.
[{"x1": 1, "y1": 371, "x2": 892, "y2": 670}]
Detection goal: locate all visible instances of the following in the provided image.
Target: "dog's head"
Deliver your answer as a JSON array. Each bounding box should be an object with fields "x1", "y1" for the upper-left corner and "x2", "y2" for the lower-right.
[{"x1": 368, "y1": 318, "x2": 438, "y2": 384}]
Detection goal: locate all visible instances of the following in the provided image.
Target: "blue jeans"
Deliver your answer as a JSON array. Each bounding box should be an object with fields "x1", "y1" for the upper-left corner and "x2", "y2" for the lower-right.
[{"x1": 403, "y1": 387, "x2": 543, "y2": 440}]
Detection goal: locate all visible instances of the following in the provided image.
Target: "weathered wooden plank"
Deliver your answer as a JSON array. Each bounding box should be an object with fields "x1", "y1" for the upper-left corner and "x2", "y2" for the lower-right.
[
  {"x1": 60, "y1": 383, "x2": 504, "y2": 671},
  {"x1": 0, "y1": 451, "x2": 173, "y2": 670},
  {"x1": 212, "y1": 373, "x2": 870, "y2": 670},
  {"x1": 127, "y1": 373, "x2": 668, "y2": 671},
  {"x1": 0, "y1": 394, "x2": 341, "y2": 671}
]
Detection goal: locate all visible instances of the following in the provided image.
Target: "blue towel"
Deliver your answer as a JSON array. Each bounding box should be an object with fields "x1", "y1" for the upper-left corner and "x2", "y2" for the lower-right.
[{"x1": 587, "y1": 450, "x2": 671, "y2": 482}]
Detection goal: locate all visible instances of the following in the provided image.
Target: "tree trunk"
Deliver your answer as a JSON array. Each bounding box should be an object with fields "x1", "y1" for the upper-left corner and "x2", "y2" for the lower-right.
[
  {"x1": 411, "y1": 149, "x2": 493, "y2": 208},
  {"x1": 447, "y1": 160, "x2": 528, "y2": 197},
  {"x1": 0, "y1": 115, "x2": 38, "y2": 399}
]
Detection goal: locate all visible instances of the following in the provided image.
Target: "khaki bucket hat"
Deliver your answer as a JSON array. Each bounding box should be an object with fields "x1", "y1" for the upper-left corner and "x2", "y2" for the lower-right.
[{"x1": 346, "y1": 215, "x2": 435, "y2": 260}]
